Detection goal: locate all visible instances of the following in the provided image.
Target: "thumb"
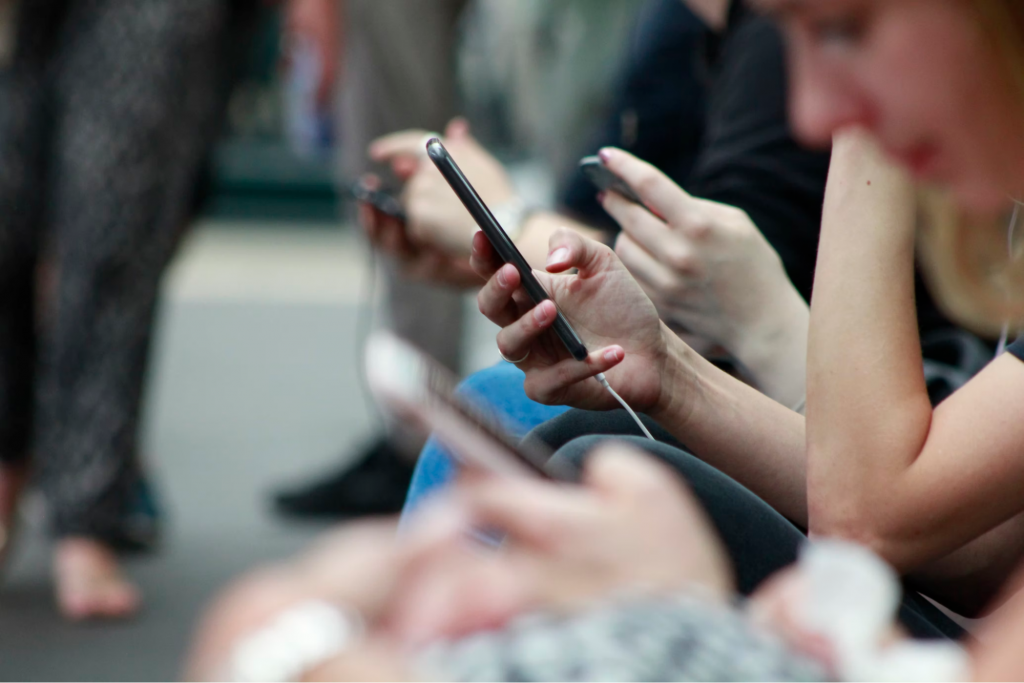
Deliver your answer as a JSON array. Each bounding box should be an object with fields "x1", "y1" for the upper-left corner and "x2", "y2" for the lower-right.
[
  {"x1": 545, "y1": 227, "x2": 617, "y2": 277},
  {"x1": 582, "y1": 444, "x2": 686, "y2": 505},
  {"x1": 445, "y1": 116, "x2": 471, "y2": 140}
]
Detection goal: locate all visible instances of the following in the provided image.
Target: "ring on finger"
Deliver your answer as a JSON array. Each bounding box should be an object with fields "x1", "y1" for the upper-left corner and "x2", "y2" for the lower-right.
[{"x1": 499, "y1": 347, "x2": 531, "y2": 364}]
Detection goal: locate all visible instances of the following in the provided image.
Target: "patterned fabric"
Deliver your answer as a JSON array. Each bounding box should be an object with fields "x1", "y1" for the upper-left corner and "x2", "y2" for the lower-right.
[
  {"x1": 0, "y1": 0, "x2": 233, "y2": 544},
  {"x1": 419, "y1": 592, "x2": 831, "y2": 682}
]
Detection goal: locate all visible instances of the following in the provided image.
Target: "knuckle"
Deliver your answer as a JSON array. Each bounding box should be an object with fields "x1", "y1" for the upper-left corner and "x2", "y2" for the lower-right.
[
  {"x1": 634, "y1": 171, "x2": 661, "y2": 198},
  {"x1": 665, "y1": 249, "x2": 699, "y2": 276},
  {"x1": 685, "y1": 220, "x2": 713, "y2": 242}
]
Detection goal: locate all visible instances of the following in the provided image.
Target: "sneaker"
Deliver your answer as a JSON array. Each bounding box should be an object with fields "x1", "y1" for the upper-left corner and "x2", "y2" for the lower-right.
[{"x1": 272, "y1": 437, "x2": 415, "y2": 519}]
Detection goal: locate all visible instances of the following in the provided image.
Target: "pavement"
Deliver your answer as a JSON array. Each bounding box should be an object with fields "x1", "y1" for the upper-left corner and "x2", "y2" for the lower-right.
[{"x1": 0, "y1": 222, "x2": 494, "y2": 681}]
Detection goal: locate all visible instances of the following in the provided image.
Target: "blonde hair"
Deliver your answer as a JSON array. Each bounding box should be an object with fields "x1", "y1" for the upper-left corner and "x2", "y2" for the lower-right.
[{"x1": 916, "y1": 0, "x2": 1024, "y2": 336}]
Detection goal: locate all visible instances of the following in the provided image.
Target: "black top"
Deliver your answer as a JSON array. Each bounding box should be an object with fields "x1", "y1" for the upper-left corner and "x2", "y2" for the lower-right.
[
  {"x1": 558, "y1": 0, "x2": 829, "y2": 302},
  {"x1": 1008, "y1": 336, "x2": 1024, "y2": 362}
]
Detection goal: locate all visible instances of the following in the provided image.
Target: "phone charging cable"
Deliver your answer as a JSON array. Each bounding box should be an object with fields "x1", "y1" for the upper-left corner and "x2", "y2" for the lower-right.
[{"x1": 594, "y1": 372, "x2": 655, "y2": 440}]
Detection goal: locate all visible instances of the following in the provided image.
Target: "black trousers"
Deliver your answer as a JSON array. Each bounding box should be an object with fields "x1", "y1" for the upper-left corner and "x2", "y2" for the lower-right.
[
  {"x1": 526, "y1": 409, "x2": 964, "y2": 641},
  {"x1": 0, "y1": 0, "x2": 235, "y2": 543}
]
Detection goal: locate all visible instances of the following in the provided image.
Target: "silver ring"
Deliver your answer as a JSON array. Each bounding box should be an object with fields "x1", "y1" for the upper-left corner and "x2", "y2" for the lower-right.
[{"x1": 499, "y1": 347, "x2": 530, "y2": 364}]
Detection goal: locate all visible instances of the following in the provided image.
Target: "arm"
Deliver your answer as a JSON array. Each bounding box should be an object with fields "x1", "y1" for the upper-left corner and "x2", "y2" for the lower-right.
[
  {"x1": 806, "y1": 131, "x2": 1024, "y2": 597},
  {"x1": 471, "y1": 223, "x2": 809, "y2": 525}
]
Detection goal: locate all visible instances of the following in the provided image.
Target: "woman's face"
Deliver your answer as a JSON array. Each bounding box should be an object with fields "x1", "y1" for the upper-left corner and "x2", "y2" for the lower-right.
[{"x1": 755, "y1": 0, "x2": 1024, "y2": 213}]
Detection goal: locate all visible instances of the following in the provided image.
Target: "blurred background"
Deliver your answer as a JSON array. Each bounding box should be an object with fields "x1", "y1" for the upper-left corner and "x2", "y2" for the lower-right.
[{"x1": 0, "y1": 0, "x2": 643, "y2": 678}]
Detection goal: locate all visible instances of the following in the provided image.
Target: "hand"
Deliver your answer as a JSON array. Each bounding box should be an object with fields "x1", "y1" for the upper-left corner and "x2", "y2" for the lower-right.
[
  {"x1": 186, "y1": 522, "x2": 410, "y2": 680},
  {"x1": 599, "y1": 148, "x2": 806, "y2": 361},
  {"x1": 389, "y1": 445, "x2": 735, "y2": 644},
  {"x1": 284, "y1": 0, "x2": 341, "y2": 107},
  {"x1": 369, "y1": 118, "x2": 516, "y2": 255},
  {"x1": 470, "y1": 226, "x2": 678, "y2": 413},
  {"x1": 358, "y1": 175, "x2": 483, "y2": 288}
]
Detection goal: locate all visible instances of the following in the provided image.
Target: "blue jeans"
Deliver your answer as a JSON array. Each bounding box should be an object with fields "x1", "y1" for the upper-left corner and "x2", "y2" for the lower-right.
[{"x1": 400, "y1": 362, "x2": 570, "y2": 523}]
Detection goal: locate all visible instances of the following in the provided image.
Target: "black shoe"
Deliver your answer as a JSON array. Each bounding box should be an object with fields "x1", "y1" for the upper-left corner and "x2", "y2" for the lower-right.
[{"x1": 272, "y1": 437, "x2": 415, "y2": 519}]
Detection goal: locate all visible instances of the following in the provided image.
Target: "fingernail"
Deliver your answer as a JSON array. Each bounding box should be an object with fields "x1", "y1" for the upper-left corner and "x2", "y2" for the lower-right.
[
  {"x1": 497, "y1": 267, "x2": 509, "y2": 288},
  {"x1": 598, "y1": 148, "x2": 613, "y2": 164},
  {"x1": 604, "y1": 347, "x2": 623, "y2": 362},
  {"x1": 547, "y1": 247, "x2": 570, "y2": 267},
  {"x1": 534, "y1": 302, "x2": 554, "y2": 324},
  {"x1": 596, "y1": 191, "x2": 606, "y2": 203}
]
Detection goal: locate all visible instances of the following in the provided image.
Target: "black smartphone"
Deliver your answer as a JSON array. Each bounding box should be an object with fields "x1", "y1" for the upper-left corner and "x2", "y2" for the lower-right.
[
  {"x1": 426, "y1": 137, "x2": 589, "y2": 362},
  {"x1": 345, "y1": 181, "x2": 407, "y2": 223},
  {"x1": 579, "y1": 155, "x2": 644, "y2": 205}
]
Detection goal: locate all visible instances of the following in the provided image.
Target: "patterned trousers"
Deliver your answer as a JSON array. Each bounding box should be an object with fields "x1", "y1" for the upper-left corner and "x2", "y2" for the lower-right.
[{"x1": 0, "y1": 0, "x2": 234, "y2": 543}]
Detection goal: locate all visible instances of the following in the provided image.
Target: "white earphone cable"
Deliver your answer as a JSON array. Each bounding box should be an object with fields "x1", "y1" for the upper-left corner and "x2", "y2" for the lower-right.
[{"x1": 595, "y1": 372, "x2": 655, "y2": 440}]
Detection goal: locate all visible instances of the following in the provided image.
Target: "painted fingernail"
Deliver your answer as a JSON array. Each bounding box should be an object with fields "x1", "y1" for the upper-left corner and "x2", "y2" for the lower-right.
[
  {"x1": 547, "y1": 247, "x2": 570, "y2": 268},
  {"x1": 596, "y1": 191, "x2": 606, "y2": 203},
  {"x1": 604, "y1": 347, "x2": 623, "y2": 362},
  {"x1": 598, "y1": 148, "x2": 613, "y2": 164},
  {"x1": 497, "y1": 267, "x2": 509, "y2": 288},
  {"x1": 534, "y1": 302, "x2": 554, "y2": 324}
]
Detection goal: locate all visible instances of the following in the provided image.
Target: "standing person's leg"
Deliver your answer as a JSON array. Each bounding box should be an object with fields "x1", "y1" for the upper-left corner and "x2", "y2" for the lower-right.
[
  {"x1": 275, "y1": 0, "x2": 470, "y2": 519},
  {"x1": 37, "y1": 0, "x2": 229, "y2": 619},
  {"x1": 340, "y1": 0, "x2": 470, "y2": 373},
  {"x1": 0, "y1": 6, "x2": 52, "y2": 557}
]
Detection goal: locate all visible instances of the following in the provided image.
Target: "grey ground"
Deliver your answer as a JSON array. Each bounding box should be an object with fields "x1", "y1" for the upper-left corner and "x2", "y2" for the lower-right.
[{"x1": 0, "y1": 223, "x2": 472, "y2": 681}]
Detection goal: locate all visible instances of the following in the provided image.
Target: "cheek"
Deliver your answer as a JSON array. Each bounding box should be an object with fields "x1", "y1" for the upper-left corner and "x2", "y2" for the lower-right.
[{"x1": 858, "y1": 7, "x2": 1024, "y2": 208}]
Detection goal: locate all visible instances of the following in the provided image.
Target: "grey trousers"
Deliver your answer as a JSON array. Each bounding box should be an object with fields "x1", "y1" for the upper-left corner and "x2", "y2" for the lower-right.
[
  {"x1": 0, "y1": 0, "x2": 233, "y2": 543},
  {"x1": 336, "y1": 0, "x2": 469, "y2": 373}
]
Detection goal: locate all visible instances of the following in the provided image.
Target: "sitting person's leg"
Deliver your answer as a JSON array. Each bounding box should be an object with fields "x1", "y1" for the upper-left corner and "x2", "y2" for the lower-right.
[
  {"x1": 548, "y1": 427, "x2": 963, "y2": 640},
  {"x1": 400, "y1": 362, "x2": 570, "y2": 521}
]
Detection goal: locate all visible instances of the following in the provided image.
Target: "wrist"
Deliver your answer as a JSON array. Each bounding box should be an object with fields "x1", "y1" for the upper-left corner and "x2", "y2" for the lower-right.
[
  {"x1": 648, "y1": 323, "x2": 703, "y2": 430},
  {"x1": 730, "y1": 286, "x2": 808, "y2": 378}
]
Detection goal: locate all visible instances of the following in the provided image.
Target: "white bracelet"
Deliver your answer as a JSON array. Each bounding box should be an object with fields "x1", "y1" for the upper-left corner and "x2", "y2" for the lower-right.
[{"x1": 227, "y1": 600, "x2": 365, "y2": 682}]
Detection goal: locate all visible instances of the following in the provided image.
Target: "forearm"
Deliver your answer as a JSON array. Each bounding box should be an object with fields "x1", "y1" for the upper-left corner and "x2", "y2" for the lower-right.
[
  {"x1": 517, "y1": 212, "x2": 606, "y2": 270},
  {"x1": 806, "y1": 131, "x2": 931, "y2": 541},
  {"x1": 651, "y1": 330, "x2": 808, "y2": 525}
]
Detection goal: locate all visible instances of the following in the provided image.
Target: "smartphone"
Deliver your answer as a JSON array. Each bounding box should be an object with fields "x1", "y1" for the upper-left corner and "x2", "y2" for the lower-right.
[
  {"x1": 345, "y1": 181, "x2": 407, "y2": 223},
  {"x1": 425, "y1": 138, "x2": 589, "y2": 361},
  {"x1": 579, "y1": 156, "x2": 644, "y2": 205},
  {"x1": 366, "y1": 332, "x2": 577, "y2": 482}
]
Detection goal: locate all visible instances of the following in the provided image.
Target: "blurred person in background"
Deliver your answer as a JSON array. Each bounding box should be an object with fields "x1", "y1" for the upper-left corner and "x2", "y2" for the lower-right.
[
  {"x1": 273, "y1": 0, "x2": 643, "y2": 520},
  {"x1": 271, "y1": 0, "x2": 472, "y2": 520},
  {"x1": 0, "y1": 0, "x2": 253, "y2": 620}
]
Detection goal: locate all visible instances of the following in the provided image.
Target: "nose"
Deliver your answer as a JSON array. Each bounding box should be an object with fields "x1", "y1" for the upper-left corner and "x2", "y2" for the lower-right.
[{"x1": 788, "y1": 52, "x2": 874, "y2": 148}]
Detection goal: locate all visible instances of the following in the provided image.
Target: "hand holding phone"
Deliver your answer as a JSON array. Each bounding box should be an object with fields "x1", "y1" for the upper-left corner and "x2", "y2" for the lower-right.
[
  {"x1": 346, "y1": 180, "x2": 407, "y2": 223},
  {"x1": 579, "y1": 155, "x2": 645, "y2": 205},
  {"x1": 366, "y1": 332, "x2": 576, "y2": 481},
  {"x1": 426, "y1": 138, "x2": 589, "y2": 361}
]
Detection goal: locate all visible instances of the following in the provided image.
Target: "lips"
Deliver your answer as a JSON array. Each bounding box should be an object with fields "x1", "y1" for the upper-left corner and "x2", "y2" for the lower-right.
[{"x1": 887, "y1": 142, "x2": 943, "y2": 179}]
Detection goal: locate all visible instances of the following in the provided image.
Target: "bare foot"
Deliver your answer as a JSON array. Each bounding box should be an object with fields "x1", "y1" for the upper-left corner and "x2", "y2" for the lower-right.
[
  {"x1": 54, "y1": 537, "x2": 141, "y2": 621},
  {"x1": 0, "y1": 462, "x2": 29, "y2": 566}
]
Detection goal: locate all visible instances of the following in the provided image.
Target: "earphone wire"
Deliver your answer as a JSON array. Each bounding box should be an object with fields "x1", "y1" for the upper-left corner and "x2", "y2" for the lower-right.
[
  {"x1": 595, "y1": 372, "x2": 655, "y2": 440},
  {"x1": 996, "y1": 200, "x2": 1022, "y2": 356}
]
